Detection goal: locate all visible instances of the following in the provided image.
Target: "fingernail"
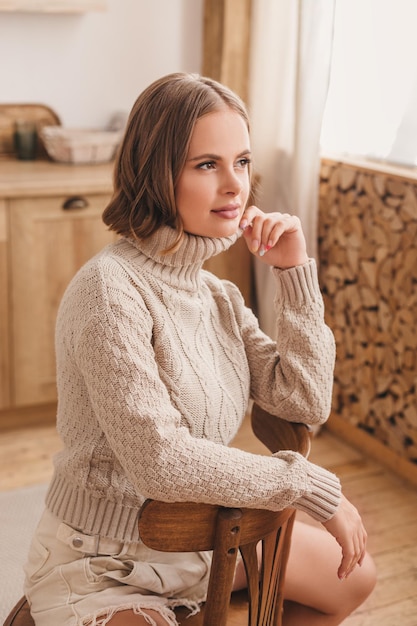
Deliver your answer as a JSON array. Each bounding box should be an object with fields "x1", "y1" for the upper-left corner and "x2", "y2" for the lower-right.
[
  {"x1": 251, "y1": 239, "x2": 259, "y2": 253},
  {"x1": 240, "y1": 218, "x2": 248, "y2": 230},
  {"x1": 259, "y1": 245, "x2": 266, "y2": 257}
]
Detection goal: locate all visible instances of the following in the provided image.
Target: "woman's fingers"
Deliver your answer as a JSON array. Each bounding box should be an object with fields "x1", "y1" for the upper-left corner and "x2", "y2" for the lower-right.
[
  {"x1": 241, "y1": 207, "x2": 295, "y2": 248},
  {"x1": 338, "y1": 529, "x2": 366, "y2": 579},
  {"x1": 240, "y1": 206, "x2": 308, "y2": 268},
  {"x1": 322, "y1": 493, "x2": 368, "y2": 580}
]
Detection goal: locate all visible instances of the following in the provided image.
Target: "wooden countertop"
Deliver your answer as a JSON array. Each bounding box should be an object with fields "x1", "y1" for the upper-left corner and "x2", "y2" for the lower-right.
[{"x1": 0, "y1": 158, "x2": 114, "y2": 198}]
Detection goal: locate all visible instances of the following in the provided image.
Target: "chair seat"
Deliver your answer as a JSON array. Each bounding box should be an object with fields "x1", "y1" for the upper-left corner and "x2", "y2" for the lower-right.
[{"x1": 3, "y1": 597, "x2": 32, "y2": 626}]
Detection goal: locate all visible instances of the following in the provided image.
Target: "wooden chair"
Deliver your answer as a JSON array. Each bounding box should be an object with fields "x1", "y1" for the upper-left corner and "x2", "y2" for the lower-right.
[{"x1": 4, "y1": 404, "x2": 310, "y2": 626}]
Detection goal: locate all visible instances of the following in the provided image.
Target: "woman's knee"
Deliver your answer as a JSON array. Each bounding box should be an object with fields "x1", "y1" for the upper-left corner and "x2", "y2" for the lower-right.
[
  {"x1": 284, "y1": 520, "x2": 377, "y2": 617},
  {"x1": 348, "y1": 551, "x2": 377, "y2": 607},
  {"x1": 329, "y1": 550, "x2": 377, "y2": 621}
]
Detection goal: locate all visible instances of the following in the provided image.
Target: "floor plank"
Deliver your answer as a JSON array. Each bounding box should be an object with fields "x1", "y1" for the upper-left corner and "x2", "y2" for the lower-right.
[{"x1": 0, "y1": 423, "x2": 61, "y2": 491}]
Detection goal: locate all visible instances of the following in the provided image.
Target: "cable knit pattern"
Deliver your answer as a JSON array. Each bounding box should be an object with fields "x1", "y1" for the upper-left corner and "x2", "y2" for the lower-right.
[{"x1": 46, "y1": 225, "x2": 340, "y2": 541}]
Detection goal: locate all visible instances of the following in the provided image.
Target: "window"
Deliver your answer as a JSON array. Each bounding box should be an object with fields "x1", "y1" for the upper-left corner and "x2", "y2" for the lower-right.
[{"x1": 320, "y1": 0, "x2": 417, "y2": 167}]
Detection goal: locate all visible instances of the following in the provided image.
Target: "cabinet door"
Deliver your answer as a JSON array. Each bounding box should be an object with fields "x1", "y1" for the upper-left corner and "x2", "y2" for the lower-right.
[
  {"x1": 0, "y1": 199, "x2": 10, "y2": 409},
  {"x1": 10, "y1": 193, "x2": 115, "y2": 407}
]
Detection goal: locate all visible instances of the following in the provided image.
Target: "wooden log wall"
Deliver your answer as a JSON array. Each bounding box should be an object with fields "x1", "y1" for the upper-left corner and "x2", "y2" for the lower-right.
[{"x1": 318, "y1": 157, "x2": 417, "y2": 485}]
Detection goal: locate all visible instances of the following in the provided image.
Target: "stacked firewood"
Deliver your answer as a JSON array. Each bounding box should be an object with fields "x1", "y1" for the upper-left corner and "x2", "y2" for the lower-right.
[{"x1": 318, "y1": 159, "x2": 417, "y2": 463}]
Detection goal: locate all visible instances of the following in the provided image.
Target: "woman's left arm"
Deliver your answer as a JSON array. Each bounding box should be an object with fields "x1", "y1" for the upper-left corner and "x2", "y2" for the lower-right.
[{"x1": 237, "y1": 206, "x2": 336, "y2": 426}]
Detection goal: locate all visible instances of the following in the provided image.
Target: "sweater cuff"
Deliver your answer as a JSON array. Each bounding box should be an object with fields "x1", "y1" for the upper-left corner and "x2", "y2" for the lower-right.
[
  {"x1": 272, "y1": 259, "x2": 321, "y2": 307},
  {"x1": 294, "y1": 461, "x2": 341, "y2": 522}
]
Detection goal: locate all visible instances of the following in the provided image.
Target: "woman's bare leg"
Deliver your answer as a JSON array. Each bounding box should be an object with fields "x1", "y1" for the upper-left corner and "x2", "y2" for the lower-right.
[
  {"x1": 282, "y1": 519, "x2": 376, "y2": 625},
  {"x1": 233, "y1": 517, "x2": 376, "y2": 625}
]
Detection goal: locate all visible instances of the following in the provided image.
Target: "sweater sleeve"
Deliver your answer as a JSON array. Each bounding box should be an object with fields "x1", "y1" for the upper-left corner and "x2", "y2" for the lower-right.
[
  {"x1": 70, "y1": 263, "x2": 340, "y2": 524},
  {"x1": 224, "y1": 259, "x2": 336, "y2": 427}
]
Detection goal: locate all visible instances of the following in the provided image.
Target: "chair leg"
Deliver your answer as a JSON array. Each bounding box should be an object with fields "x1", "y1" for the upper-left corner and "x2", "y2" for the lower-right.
[{"x1": 203, "y1": 508, "x2": 242, "y2": 626}]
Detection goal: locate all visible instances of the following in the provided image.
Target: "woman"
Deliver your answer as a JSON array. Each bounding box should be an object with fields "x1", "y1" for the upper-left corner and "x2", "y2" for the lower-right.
[{"x1": 24, "y1": 73, "x2": 376, "y2": 626}]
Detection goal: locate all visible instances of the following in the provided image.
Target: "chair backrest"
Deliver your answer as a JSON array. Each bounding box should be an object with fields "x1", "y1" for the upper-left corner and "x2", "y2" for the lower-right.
[{"x1": 138, "y1": 403, "x2": 311, "y2": 626}]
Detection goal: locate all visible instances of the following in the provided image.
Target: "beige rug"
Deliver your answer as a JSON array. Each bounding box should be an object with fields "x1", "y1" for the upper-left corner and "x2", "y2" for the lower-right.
[{"x1": 0, "y1": 483, "x2": 47, "y2": 622}]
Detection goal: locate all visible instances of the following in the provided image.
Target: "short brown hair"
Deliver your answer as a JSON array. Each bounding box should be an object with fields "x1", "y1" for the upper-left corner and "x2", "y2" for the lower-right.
[{"x1": 102, "y1": 73, "x2": 250, "y2": 250}]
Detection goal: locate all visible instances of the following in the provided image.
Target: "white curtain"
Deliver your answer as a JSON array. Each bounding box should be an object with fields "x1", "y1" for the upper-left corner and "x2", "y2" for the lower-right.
[{"x1": 248, "y1": 0, "x2": 335, "y2": 337}]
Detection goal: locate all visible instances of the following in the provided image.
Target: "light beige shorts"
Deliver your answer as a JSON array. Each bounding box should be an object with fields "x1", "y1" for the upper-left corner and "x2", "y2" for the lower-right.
[{"x1": 24, "y1": 509, "x2": 212, "y2": 626}]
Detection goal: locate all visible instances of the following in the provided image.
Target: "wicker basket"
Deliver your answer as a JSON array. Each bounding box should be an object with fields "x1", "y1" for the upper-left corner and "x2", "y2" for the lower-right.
[{"x1": 40, "y1": 126, "x2": 122, "y2": 164}]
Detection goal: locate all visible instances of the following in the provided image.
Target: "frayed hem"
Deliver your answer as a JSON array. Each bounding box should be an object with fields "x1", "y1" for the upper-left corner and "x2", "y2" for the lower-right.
[
  {"x1": 166, "y1": 597, "x2": 202, "y2": 618},
  {"x1": 79, "y1": 600, "x2": 181, "y2": 626}
]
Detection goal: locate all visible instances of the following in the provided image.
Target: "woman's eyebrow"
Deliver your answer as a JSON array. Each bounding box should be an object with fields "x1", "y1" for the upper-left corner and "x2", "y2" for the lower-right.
[{"x1": 188, "y1": 149, "x2": 251, "y2": 162}]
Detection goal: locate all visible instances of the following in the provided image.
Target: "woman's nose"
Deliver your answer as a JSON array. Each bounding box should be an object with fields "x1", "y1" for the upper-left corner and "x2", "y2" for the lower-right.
[{"x1": 221, "y1": 169, "x2": 243, "y2": 195}]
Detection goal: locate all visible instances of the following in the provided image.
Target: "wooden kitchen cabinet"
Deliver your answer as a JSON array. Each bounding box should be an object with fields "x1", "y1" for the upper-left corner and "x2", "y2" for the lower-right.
[
  {"x1": 0, "y1": 159, "x2": 114, "y2": 420},
  {"x1": 9, "y1": 192, "x2": 114, "y2": 406}
]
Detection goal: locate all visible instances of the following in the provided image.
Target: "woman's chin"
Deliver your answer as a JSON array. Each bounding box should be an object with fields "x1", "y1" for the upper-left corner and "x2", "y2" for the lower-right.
[{"x1": 185, "y1": 222, "x2": 241, "y2": 239}]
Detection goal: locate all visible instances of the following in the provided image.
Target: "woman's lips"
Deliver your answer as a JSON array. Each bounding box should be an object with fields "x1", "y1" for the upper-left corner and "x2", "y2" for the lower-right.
[{"x1": 212, "y1": 206, "x2": 240, "y2": 219}]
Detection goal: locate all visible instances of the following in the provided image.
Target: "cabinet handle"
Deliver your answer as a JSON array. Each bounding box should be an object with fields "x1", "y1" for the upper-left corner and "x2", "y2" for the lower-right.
[{"x1": 62, "y1": 196, "x2": 89, "y2": 210}]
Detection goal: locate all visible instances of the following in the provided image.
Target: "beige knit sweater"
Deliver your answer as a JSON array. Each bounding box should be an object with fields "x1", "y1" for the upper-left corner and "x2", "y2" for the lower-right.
[{"x1": 46, "y1": 225, "x2": 340, "y2": 542}]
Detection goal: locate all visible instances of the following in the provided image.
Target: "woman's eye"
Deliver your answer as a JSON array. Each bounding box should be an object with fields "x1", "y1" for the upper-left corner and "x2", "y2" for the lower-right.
[
  {"x1": 237, "y1": 157, "x2": 251, "y2": 168},
  {"x1": 197, "y1": 161, "x2": 216, "y2": 170}
]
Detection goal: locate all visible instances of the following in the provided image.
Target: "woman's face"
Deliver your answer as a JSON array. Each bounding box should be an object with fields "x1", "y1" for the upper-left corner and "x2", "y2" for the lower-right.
[{"x1": 175, "y1": 108, "x2": 251, "y2": 238}]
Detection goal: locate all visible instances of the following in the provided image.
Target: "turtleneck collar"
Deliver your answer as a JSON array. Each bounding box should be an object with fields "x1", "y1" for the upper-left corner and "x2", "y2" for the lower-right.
[{"x1": 123, "y1": 224, "x2": 241, "y2": 291}]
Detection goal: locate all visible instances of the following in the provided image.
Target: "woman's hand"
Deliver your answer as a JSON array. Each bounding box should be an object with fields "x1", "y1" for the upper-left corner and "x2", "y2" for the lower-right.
[
  {"x1": 239, "y1": 205, "x2": 309, "y2": 269},
  {"x1": 322, "y1": 493, "x2": 368, "y2": 580}
]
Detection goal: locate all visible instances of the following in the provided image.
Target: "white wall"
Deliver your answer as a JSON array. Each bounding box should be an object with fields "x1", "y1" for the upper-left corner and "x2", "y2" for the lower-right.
[{"x1": 0, "y1": 0, "x2": 203, "y2": 128}]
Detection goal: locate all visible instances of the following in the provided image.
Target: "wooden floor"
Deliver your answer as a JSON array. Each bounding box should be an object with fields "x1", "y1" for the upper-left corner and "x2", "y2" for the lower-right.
[{"x1": 1, "y1": 413, "x2": 417, "y2": 625}]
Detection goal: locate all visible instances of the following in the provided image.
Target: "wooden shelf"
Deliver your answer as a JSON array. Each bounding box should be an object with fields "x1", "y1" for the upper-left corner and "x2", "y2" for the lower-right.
[{"x1": 0, "y1": 1, "x2": 106, "y2": 12}]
